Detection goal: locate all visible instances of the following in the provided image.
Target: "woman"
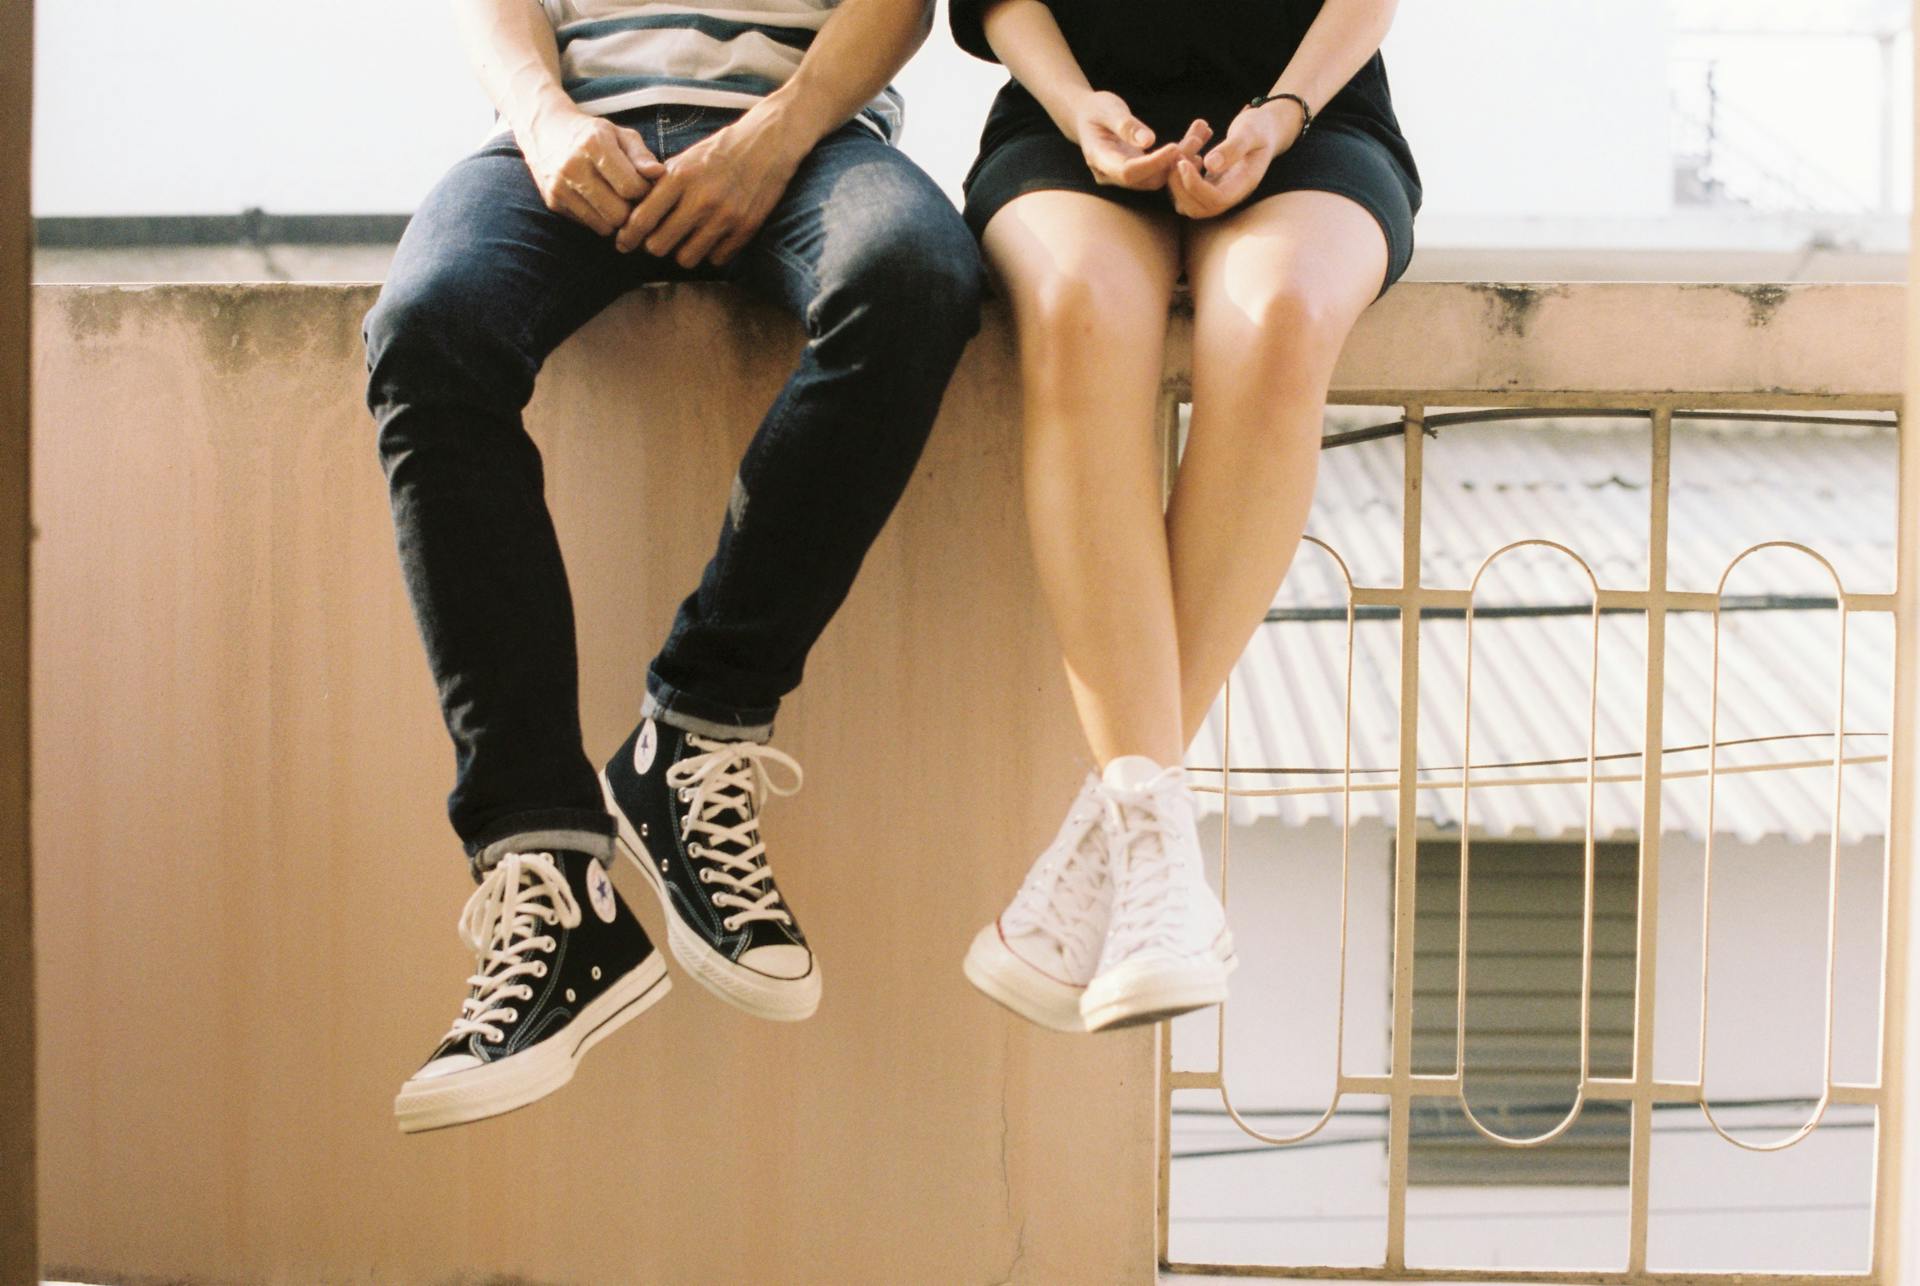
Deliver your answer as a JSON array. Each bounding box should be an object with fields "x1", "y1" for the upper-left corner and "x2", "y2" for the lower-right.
[{"x1": 953, "y1": 0, "x2": 1420, "y2": 1033}]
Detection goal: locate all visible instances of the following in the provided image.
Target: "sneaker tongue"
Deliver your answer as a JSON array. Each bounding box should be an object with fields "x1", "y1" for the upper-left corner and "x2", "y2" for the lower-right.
[{"x1": 1102, "y1": 755, "x2": 1171, "y2": 792}]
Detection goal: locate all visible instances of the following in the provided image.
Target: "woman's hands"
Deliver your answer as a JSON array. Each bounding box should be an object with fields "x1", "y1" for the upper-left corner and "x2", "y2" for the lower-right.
[
  {"x1": 1071, "y1": 91, "x2": 1211, "y2": 191},
  {"x1": 1068, "y1": 92, "x2": 1308, "y2": 219},
  {"x1": 1168, "y1": 100, "x2": 1304, "y2": 219}
]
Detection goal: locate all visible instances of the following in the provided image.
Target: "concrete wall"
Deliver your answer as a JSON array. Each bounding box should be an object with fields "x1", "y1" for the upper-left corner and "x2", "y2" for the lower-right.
[
  {"x1": 29, "y1": 283, "x2": 1149, "y2": 1285},
  {"x1": 27, "y1": 280, "x2": 1901, "y2": 1284}
]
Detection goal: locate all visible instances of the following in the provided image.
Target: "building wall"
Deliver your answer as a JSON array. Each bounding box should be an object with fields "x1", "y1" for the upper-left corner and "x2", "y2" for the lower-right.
[{"x1": 1171, "y1": 817, "x2": 1889, "y2": 1275}]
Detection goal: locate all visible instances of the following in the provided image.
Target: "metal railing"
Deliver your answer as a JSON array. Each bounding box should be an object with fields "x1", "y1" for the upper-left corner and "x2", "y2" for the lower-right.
[{"x1": 1158, "y1": 393, "x2": 1907, "y2": 1283}]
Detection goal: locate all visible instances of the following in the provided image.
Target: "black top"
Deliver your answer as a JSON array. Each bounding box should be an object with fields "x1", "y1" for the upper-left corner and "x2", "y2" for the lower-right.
[{"x1": 949, "y1": 0, "x2": 1419, "y2": 197}]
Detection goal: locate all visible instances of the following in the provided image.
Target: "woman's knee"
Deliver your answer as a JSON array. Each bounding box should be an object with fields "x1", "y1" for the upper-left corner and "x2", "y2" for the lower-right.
[
  {"x1": 1011, "y1": 261, "x2": 1166, "y2": 370},
  {"x1": 1226, "y1": 278, "x2": 1356, "y2": 382}
]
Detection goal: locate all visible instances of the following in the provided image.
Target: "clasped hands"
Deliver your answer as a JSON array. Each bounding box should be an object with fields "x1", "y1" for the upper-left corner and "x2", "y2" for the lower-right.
[
  {"x1": 1073, "y1": 90, "x2": 1303, "y2": 219},
  {"x1": 521, "y1": 105, "x2": 806, "y2": 268}
]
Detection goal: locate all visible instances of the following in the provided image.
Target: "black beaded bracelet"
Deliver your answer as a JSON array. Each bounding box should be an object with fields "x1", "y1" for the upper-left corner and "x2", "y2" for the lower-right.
[{"x1": 1248, "y1": 91, "x2": 1313, "y2": 135}]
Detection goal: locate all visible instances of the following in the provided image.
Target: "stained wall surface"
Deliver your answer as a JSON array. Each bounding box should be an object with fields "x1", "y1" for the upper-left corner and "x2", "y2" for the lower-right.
[{"x1": 29, "y1": 280, "x2": 1900, "y2": 1284}]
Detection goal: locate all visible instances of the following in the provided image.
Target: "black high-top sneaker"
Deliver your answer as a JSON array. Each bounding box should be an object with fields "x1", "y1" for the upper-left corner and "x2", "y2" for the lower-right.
[
  {"x1": 599, "y1": 716, "x2": 820, "y2": 1021},
  {"x1": 394, "y1": 834, "x2": 670, "y2": 1133}
]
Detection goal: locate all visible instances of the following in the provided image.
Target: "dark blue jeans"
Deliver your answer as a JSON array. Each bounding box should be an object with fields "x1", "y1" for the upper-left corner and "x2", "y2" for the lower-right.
[{"x1": 364, "y1": 107, "x2": 984, "y2": 855}]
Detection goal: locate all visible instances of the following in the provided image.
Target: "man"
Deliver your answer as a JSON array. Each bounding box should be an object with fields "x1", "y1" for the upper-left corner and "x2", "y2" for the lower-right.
[{"x1": 365, "y1": 0, "x2": 982, "y2": 1133}]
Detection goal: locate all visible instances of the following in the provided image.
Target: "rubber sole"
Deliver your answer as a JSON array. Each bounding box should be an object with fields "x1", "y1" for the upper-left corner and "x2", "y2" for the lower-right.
[
  {"x1": 394, "y1": 952, "x2": 670, "y2": 1134},
  {"x1": 962, "y1": 922, "x2": 1089, "y2": 1033},
  {"x1": 599, "y1": 768, "x2": 821, "y2": 1023},
  {"x1": 1080, "y1": 940, "x2": 1238, "y2": 1033}
]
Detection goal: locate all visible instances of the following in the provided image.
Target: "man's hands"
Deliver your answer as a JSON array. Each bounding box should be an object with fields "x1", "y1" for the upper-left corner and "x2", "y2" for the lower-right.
[
  {"x1": 615, "y1": 106, "x2": 812, "y2": 266},
  {"x1": 1168, "y1": 100, "x2": 1302, "y2": 219},
  {"x1": 1072, "y1": 92, "x2": 1211, "y2": 190},
  {"x1": 521, "y1": 106, "x2": 665, "y2": 236},
  {"x1": 520, "y1": 101, "x2": 809, "y2": 268}
]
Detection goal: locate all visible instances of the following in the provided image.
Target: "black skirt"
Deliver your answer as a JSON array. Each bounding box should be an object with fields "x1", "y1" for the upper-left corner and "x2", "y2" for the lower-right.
[{"x1": 963, "y1": 106, "x2": 1420, "y2": 300}]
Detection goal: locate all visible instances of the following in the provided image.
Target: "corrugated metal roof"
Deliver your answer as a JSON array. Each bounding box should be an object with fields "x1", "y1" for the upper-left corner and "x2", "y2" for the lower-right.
[{"x1": 1191, "y1": 418, "x2": 1897, "y2": 843}]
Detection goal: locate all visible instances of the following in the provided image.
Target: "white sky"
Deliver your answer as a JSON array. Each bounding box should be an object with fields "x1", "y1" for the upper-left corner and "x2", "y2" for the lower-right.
[{"x1": 30, "y1": 1, "x2": 1914, "y2": 220}]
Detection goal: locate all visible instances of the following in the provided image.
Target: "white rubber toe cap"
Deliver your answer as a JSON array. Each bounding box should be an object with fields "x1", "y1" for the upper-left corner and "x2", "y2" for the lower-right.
[
  {"x1": 408, "y1": 1053, "x2": 483, "y2": 1082},
  {"x1": 739, "y1": 943, "x2": 814, "y2": 981}
]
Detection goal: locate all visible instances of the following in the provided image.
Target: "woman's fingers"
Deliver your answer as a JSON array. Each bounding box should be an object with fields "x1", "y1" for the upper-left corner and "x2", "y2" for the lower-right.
[
  {"x1": 1113, "y1": 141, "x2": 1187, "y2": 188},
  {"x1": 1203, "y1": 135, "x2": 1248, "y2": 179},
  {"x1": 1083, "y1": 134, "x2": 1133, "y2": 185},
  {"x1": 1176, "y1": 119, "x2": 1214, "y2": 159},
  {"x1": 1171, "y1": 159, "x2": 1233, "y2": 219}
]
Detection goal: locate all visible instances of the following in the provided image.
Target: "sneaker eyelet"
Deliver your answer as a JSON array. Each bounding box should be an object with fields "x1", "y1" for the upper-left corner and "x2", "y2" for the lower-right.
[
  {"x1": 502, "y1": 1009, "x2": 517, "y2": 1023},
  {"x1": 591, "y1": 966, "x2": 602, "y2": 980},
  {"x1": 533, "y1": 963, "x2": 548, "y2": 978},
  {"x1": 697, "y1": 869, "x2": 713, "y2": 883},
  {"x1": 565, "y1": 988, "x2": 577, "y2": 1003},
  {"x1": 722, "y1": 916, "x2": 740, "y2": 931}
]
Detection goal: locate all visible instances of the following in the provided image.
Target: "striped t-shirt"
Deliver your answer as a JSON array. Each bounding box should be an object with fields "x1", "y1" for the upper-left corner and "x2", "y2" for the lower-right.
[{"x1": 537, "y1": 1, "x2": 905, "y2": 142}]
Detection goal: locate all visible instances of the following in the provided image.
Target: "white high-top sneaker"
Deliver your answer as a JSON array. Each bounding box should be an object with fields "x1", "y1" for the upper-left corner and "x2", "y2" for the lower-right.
[
  {"x1": 963, "y1": 775, "x2": 1111, "y2": 1032},
  {"x1": 1081, "y1": 756, "x2": 1235, "y2": 1031}
]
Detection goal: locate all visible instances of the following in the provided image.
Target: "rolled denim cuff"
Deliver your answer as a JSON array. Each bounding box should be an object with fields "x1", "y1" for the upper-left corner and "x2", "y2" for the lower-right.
[
  {"x1": 466, "y1": 811, "x2": 615, "y2": 876},
  {"x1": 641, "y1": 677, "x2": 776, "y2": 743}
]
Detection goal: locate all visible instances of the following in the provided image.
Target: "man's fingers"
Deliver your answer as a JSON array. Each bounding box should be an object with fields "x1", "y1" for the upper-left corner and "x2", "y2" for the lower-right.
[
  {"x1": 557, "y1": 186, "x2": 618, "y2": 237},
  {"x1": 645, "y1": 196, "x2": 706, "y2": 257},
  {"x1": 612, "y1": 127, "x2": 667, "y2": 180},
  {"x1": 561, "y1": 161, "x2": 631, "y2": 228},
  {"x1": 592, "y1": 141, "x2": 650, "y2": 202},
  {"x1": 675, "y1": 213, "x2": 731, "y2": 269},
  {"x1": 619, "y1": 174, "x2": 681, "y2": 252},
  {"x1": 710, "y1": 224, "x2": 756, "y2": 267}
]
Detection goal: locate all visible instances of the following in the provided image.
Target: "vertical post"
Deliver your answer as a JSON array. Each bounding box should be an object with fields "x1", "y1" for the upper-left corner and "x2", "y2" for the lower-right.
[
  {"x1": 1627, "y1": 407, "x2": 1671, "y2": 1276},
  {"x1": 1384, "y1": 405, "x2": 1424, "y2": 1273},
  {"x1": 0, "y1": 2, "x2": 33, "y2": 1284},
  {"x1": 1880, "y1": 7, "x2": 1920, "y2": 1277}
]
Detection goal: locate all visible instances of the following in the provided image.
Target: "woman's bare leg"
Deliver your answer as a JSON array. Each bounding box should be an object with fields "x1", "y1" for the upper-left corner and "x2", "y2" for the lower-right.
[
  {"x1": 983, "y1": 192, "x2": 1184, "y2": 767},
  {"x1": 1170, "y1": 191, "x2": 1389, "y2": 742}
]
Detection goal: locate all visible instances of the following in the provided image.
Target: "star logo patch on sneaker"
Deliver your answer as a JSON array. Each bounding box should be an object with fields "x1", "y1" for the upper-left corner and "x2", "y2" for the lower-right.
[
  {"x1": 586, "y1": 861, "x2": 618, "y2": 923},
  {"x1": 634, "y1": 719, "x2": 659, "y2": 775}
]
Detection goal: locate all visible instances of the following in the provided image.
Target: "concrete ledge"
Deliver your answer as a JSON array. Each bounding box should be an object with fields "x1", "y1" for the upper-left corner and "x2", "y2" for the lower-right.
[{"x1": 27, "y1": 279, "x2": 1899, "y2": 1285}]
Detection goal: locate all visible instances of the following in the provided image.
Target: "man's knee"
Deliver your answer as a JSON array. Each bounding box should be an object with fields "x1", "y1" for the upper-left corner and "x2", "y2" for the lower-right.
[
  {"x1": 822, "y1": 204, "x2": 985, "y2": 350},
  {"x1": 363, "y1": 265, "x2": 536, "y2": 418}
]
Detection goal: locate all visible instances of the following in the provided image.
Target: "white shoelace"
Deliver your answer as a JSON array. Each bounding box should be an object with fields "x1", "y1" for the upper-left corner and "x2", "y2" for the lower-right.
[
  {"x1": 1101, "y1": 767, "x2": 1204, "y2": 962},
  {"x1": 668, "y1": 734, "x2": 804, "y2": 932},
  {"x1": 445, "y1": 851, "x2": 582, "y2": 1045},
  {"x1": 1003, "y1": 790, "x2": 1110, "y2": 976}
]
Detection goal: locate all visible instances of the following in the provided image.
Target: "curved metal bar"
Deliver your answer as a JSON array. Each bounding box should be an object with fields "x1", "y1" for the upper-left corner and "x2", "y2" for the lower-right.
[
  {"x1": 1696, "y1": 541, "x2": 1848, "y2": 1151},
  {"x1": 1456, "y1": 538, "x2": 1603, "y2": 1147},
  {"x1": 1214, "y1": 536, "x2": 1360, "y2": 1146},
  {"x1": 1334, "y1": 405, "x2": 1896, "y2": 449}
]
